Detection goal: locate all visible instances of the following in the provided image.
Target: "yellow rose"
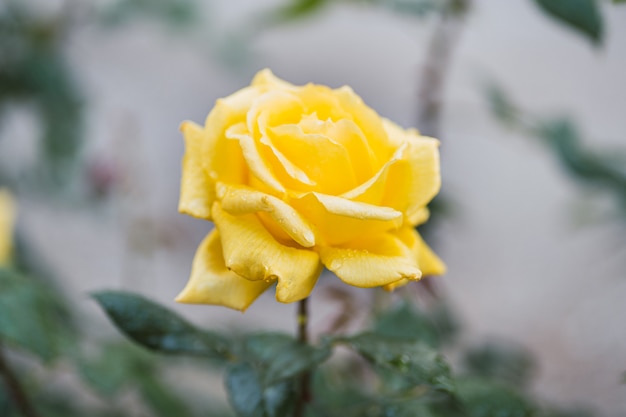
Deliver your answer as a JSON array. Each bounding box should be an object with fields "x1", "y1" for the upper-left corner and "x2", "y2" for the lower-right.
[
  {"x1": 0, "y1": 188, "x2": 17, "y2": 267},
  {"x1": 176, "y1": 70, "x2": 445, "y2": 311}
]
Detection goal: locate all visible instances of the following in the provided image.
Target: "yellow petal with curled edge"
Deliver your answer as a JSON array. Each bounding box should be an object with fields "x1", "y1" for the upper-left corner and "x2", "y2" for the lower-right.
[
  {"x1": 319, "y1": 233, "x2": 421, "y2": 288},
  {"x1": 252, "y1": 68, "x2": 296, "y2": 91},
  {"x1": 381, "y1": 120, "x2": 441, "y2": 221},
  {"x1": 225, "y1": 123, "x2": 286, "y2": 194},
  {"x1": 0, "y1": 189, "x2": 16, "y2": 266},
  {"x1": 216, "y1": 182, "x2": 315, "y2": 247},
  {"x1": 179, "y1": 121, "x2": 214, "y2": 219},
  {"x1": 212, "y1": 203, "x2": 322, "y2": 303},
  {"x1": 383, "y1": 227, "x2": 446, "y2": 291},
  {"x1": 176, "y1": 230, "x2": 271, "y2": 311},
  {"x1": 179, "y1": 95, "x2": 249, "y2": 219},
  {"x1": 290, "y1": 192, "x2": 402, "y2": 246},
  {"x1": 408, "y1": 207, "x2": 430, "y2": 227},
  {"x1": 333, "y1": 86, "x2": 397, "y2": 165}
]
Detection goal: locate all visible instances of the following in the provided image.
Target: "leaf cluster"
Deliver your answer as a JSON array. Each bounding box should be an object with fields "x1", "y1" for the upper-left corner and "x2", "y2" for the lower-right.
[
  {"x1": 0, "y1": 240, "x2": 226, "y2": 417},
  {"x1": 0, "y1": 3, "x2": 83, "y2": 187},
  {"x1": 261, "y1": 0, "x2": 616, "y2": 46},
  {"x1": 93, "y1": 293, "x2": 594, "y2": 417},
  {"x1": 486, "y1": 82, "x2": 626, "y2": 215}
]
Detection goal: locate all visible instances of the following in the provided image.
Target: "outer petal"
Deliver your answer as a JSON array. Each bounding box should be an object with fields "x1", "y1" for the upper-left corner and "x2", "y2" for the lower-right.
[
  {"x1": 212, "y1": 203, "x2": 322, "y2": 303},
  {"x1": 251, "y1": 69, "x2": 296, "y2": 91},
  {"x1": 383, "y1": 227, "x2": 446, "y2": 291},
  {"x1": 290, "y1": 192, "x2": 403, "y2": 245},
  {"x1": 409, "y1": 207, "x2": 430, "y2": 226},
  {"x1": 179, "y1": 93, "x2": 250, "y2": 220},
  {"x1": 175, "y1": 230, "x2": 271, "y2": 311},
  {"x1": 381, "y1": 124, "x2": 441, "y2": 222},
  {"x1": 340, "y1": 128, "x2": 440, "y2": 225},
  {"x1": 319, "y1": 233, "x2": 422, "y2": 288},
  {"x1": 333, "y1": 86, "x2": 397, "y2": 164},
  {"x1": 216, "y1": 182, "x2": 315, "y2": 247},
  {"x1": 0, "y1": 189, "x2": 16, "y2": 266},
  {"x1": 178, "y1": 121, "x2": 214, "y2": 219}
]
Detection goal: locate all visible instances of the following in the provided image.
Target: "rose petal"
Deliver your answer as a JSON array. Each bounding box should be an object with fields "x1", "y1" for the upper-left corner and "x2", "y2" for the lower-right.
[
  {"x1": 268, "y1": 122, "x2": 358, "y2": 194},
  {"x1": 251, "y1": 69, "x2": 295, "y2": 91},
  {"x1": 178, "y1": 121, "x2": 214, "y2": 219},
  {"x1": 178, "y1": 91, "x2": 251, "y2": 219},
  {"x1": 175, "y1": 230, "x2": 272, "y2": 311},
  {"x1": 381, "y1": 121, "x2": 441, "y2": 221},
  {"x1": 340, "y1": 126, "x2": 440, "y2": 225},
  {"x1": 289, "y1": 192, "x2": 402, "y2": 245},
  {"x1": 213, "y1": 203, "x2": 322, "y2": 303},
  {"x1": 333, "y1": 86, "x2": 397, "y2": 164},
  {"x1": 319, "y1": 233, "x2": 421, "y2": 288},
  {"x1": 216, "y1": 182, "x2": 315, "y2": 247},
  {"x1": 383, "y1": 227, "x2": 446, "y2": 291},
  {"x1": 225, "y1": 123, "x2": 286, "y2": 194},
  {"x1": 0, "y1": 189, "x2": 16, "y2": 265},
  {"x1": 409, "y1": 207, "x2": 430, "y2": 226},
  {"x1": 340, "y1": 144, "x2": 405, "y2": 203},
  {"x1": 298, "y1": 84, "x2": 351, "y2": 123}
]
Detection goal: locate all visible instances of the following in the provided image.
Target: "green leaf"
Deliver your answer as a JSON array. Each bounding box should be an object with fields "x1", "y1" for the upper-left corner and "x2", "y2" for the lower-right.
[
  {"x1": 225, "y1": 363, "x2": 264, "y2": 417},
  {"x1": 462, "y1": 340, "x2": 535, "y2": 388},
  {"x1": 536, "y1": 118, "x2": 626, "y2": 204},
  {"x1": 0, "y1": 269, "x2": 67, "y2": 361},
  {"x1": 533, "y1": 0, "x2": 603, "y2": 44},
  {"x1": 138, "y1": 376, "x2": 196, "y2": 417},
  {"x1": 245, "y1": 333, "x2": 331, "y2": 385},
  {"x1": 99, "y1": 0, "x2": 198, "y2": 28},
  {"x1": 365, "y1": 0, "x2": 441, "y2": 17},
  {"x1": 452, "y1": 377, "x2": 535, "y2": 417},
  {"x1": 77, "y1": 342, "x2": 154, "y2": 397},
  {"x1": 382, "y1": 401, "x2": 437, "y2": 417},
  {"x1": 485, "y1": 82, "x2": 519, "y2": 125},
  {"x1": 225, "y1": 362, "x2": 294, "y2": 417},
  {"x1": 264, "y1": 0, "x2": 329, "y2": 25},
  {"x1": 373, "y1": 302, "x2": 440, "y2": 348},
  {"x1": 308, "y1": 369, "x2": 375, "y2": 417},
  {"x1": 261, "y1": 380, "x2": 294, "y2": 417},
  {"x1": 92, "y1": 291, "x2": 231, "y2": 360},
  {"x1": 342, "y1": 333, "x2": 454, "y2": 393}
]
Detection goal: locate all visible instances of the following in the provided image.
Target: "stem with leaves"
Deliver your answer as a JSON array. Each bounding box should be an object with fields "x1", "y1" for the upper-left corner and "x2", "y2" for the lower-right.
[
  {"x1": 294, "y1": 297, "x2": 311, "y2": 417},
  {"x1": 0, "y1": 342, "x2": 41, "y2": 417}
]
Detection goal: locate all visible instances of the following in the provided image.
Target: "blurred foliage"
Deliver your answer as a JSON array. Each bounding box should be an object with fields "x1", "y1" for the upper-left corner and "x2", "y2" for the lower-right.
[
  {"x1": 99, "y1": 0, "x2": 199, "y2": 29},
  {"x1": 532, "y1": 0, "x2": 603, "y2": 44},
  {"x1": 486, "y1": 82, "x2": 626, "y2": 215},
  {"x1": 0, "y1": 2, "x2": 83, "y2": 187},
  {"x1": 0, "y1": 238, "x2": 231, "y2": 417},
  {"x1": 93, "y1": 293, "x2": 595, "y2": 417},
  {"x1": 462, "y1": 340, "x2": 536, "y2": 389},
  {"x1": 0, "y1": 0, "x2": 201, "y2": 192}
]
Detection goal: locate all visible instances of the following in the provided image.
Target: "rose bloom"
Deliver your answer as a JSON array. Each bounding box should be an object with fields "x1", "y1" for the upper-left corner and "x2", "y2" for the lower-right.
[
  {"x1": 0, "y1": 188, "x2": 16, "y2": 267},
  {"x1": 176, "y1": 70, "x2": 445, "y2": 311}
]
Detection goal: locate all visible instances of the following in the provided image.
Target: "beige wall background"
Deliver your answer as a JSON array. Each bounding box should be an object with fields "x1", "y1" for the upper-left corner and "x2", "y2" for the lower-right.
[{"x1": 4, "y1": 0, "x2": 625, "y2": 415}]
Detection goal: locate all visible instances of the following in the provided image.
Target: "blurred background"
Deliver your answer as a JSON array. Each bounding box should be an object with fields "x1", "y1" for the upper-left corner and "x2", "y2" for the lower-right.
[{"x1": 1, "y1": 0, "x2": 625, "y2": 415}]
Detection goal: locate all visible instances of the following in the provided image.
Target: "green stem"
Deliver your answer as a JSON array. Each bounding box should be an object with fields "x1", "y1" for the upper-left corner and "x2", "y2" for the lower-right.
[
  {"x1": 294, "y1": 298, "x2": 310, "y2": 417},
  {"x1": 0, "y1": 343, "x2": 40, "y2": 417}
]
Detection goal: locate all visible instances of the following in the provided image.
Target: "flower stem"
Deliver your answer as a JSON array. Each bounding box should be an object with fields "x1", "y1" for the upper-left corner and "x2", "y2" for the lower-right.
[
  {"x1": 0, "y1": 342, "x2": 41, "y2": 417},
  {"x1": 297, "y1": 297, "x2": 309, "y2": 344},
  {"x1": 294, "y1": 297, "x2": 310, "y2": 417}
]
